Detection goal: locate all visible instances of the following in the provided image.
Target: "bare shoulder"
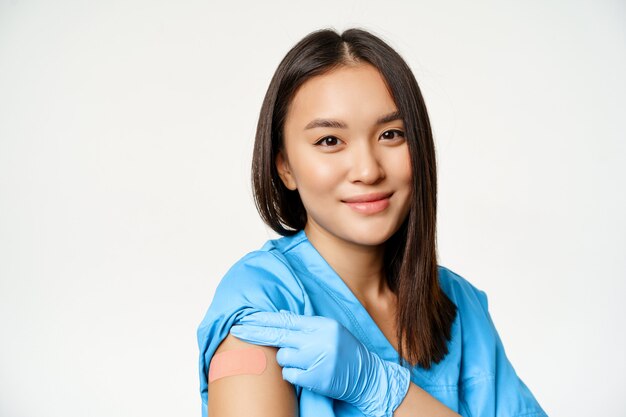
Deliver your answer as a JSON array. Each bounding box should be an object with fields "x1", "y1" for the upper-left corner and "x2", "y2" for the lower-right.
[{"x1": 208, "y1": 332, "x2": 299, "y2": 417}]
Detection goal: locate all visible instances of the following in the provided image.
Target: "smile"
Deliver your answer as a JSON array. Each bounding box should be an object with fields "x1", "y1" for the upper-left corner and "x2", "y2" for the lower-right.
[{"x1": 342, "y1": 196, "x2": 391, "y2": 214}]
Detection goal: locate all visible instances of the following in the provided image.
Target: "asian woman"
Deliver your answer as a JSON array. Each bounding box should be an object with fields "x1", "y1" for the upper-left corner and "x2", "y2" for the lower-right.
[{"x1": 197, "y1": 27, "x2": 547, "y2": 417}]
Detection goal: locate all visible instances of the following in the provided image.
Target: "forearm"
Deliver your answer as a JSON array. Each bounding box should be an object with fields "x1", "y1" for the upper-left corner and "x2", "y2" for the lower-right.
[{"x1": 394, "y1": 381, "x2": 461, "y2": 417}]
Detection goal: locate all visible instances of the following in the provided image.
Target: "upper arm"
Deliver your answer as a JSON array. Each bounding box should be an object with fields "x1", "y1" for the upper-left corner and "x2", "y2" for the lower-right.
[
  {"x1": 207, "y1": 332, "x2": 299, "y2": 417},
  {"x1": 198, "y1": 250, "x2": 306, "y2": 416}
]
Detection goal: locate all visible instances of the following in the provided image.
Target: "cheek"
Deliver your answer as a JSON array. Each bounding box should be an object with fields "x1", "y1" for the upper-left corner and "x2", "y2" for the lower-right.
[
  {"x1": 402, "y1": 161, "x2": 412, "y2": 185},
  {"x1": 389, "y1": 147, "x2": 413, "y2": 185},
  {"x1": 293, "y1": 157, "x2": 342, "y2": 195}
]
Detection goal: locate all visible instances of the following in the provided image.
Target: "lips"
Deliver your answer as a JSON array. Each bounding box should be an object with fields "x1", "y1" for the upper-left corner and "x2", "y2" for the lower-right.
[
  {"x1": 341, "y1": 192, "x2": 393, "y2": 203},
  {"x1": 342, "y1": 192, "x2": 392, "y2": 215}
]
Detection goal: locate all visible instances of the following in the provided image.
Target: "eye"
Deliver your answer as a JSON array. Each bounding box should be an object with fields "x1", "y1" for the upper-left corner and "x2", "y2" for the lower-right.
[
  {"x1": 314, "y1": 136, "x2": 344, "y2": 147},
  {"x1": 380, "y1": 129, "x2": 405, "y2": 141}
]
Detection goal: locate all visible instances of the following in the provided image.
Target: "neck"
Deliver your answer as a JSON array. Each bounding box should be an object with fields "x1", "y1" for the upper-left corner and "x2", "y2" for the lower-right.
[{"x1": 304, "y1": 222, "x2": 392, "y2": 303}]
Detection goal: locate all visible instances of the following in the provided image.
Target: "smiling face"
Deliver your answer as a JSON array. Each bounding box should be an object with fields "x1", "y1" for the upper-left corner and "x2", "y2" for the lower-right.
[{"x1": 276, "y1": 63, "x2": 413, "y2": 248}]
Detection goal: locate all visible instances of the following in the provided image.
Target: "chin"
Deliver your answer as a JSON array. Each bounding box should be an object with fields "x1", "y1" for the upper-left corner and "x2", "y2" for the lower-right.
[{"x1": 340, "y1": 223, "x2": 398, "y2": 246}]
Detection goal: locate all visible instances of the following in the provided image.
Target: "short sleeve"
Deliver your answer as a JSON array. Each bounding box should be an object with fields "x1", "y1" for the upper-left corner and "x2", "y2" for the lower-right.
[
  {"x1": 196, "y1": 250, "x2": 306, "y2": 417},
  {"x1": 459, "y1": 289, "x2": 548, "y2": 417}
]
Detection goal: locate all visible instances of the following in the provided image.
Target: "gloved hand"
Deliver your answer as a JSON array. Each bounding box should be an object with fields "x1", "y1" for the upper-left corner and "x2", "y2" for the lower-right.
[{"x1": 230, "y1": 310, "x2": 410, "y2": 417}]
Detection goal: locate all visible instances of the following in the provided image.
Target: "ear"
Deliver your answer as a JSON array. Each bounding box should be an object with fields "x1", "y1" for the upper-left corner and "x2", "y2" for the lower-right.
[{"x1": 275, "y1": 150, "x2": 297, "y2": 191}]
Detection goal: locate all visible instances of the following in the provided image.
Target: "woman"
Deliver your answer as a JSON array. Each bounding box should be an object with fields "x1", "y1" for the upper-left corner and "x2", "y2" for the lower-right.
[{"x1": 197, "y1": 27, "x2": 547, "y2": 417}]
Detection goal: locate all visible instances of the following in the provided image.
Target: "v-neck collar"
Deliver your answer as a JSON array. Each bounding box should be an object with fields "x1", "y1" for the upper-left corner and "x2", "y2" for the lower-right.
[{"x1": 283, "y1": 229, "x2": 450, "y2": 383}]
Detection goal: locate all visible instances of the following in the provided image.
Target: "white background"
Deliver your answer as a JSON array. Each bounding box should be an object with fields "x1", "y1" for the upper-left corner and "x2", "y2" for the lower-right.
[{"x1": 1, "y1": 1, "x2": 625, "y2": 416}]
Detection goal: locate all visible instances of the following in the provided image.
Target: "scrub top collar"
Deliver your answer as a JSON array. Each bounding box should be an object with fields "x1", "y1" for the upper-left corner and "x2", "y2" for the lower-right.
[{"x1": 281, "y1": 229, "x2": 456, "y2": 384}]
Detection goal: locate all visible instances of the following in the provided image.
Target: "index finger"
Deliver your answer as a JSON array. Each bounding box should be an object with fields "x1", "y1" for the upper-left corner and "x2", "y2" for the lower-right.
[
  {"x1": 230, "y1": 323, "x2": 301, "y2": 348},
  {"x1": 239, "y1": 310, "x2": 326, "y2": 332}
]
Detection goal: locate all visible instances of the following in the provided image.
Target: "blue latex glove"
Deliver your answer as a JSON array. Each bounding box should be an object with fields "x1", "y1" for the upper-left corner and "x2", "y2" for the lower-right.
[{"x1": 230, "y1": 310, "x2": 410, "y2": 417}]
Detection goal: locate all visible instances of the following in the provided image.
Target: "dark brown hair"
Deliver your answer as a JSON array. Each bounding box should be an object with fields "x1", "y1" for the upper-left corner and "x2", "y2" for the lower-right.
[{"x1": 251, "y1": 27, "x2": 457, "y2": 369}]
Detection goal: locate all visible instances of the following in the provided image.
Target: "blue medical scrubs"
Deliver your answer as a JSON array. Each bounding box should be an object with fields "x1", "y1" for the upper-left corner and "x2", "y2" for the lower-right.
[{"x1": 197, "y1": 229, "x2": 548, "y2": 417}]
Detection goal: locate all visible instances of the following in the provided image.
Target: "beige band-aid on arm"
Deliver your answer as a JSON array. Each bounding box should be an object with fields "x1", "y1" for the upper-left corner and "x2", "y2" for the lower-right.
[{"x1": 208, "y1": 347, "x2": 268, "y2": 383}]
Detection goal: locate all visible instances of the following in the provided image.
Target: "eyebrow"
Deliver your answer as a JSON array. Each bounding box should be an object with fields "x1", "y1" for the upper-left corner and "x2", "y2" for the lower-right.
[{"x1": 303, "y1": 110, "x2": 403, "y2": 130}]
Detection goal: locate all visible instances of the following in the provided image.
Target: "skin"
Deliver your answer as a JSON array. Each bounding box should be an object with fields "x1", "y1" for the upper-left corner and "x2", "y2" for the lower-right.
[
  {"x1": 208, "y1": 334, "x2": 299, "y2": 417},
  {"x1": 277, "y1": 62, "x2": 412, "y2": 309},
  {"x1": 208, "y1": 62, "x2": 460, "y2": 417}
]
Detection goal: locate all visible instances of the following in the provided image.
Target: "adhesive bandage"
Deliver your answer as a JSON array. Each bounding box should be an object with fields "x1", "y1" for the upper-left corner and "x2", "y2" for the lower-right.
[{"x1": 208, "y1": 347, "x2": 267, "y2": 382}]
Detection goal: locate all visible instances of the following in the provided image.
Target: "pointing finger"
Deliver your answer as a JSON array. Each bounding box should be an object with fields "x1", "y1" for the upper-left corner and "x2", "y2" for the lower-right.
[
  {"x1": 230, "y1": 324, "x2": 301, "y2": 348},
  {"x1": 240, "y1": 310, "x2": 328, "y2": 332}
]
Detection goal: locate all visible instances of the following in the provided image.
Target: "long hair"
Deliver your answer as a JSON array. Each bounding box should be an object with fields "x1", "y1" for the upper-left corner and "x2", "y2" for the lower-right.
[{"x1": 251, "y1": 27, "x2": 457, "y2": 369}]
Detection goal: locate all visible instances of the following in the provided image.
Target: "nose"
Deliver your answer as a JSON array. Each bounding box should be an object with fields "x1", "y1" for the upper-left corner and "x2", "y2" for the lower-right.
[{"x1": 347, "y1": 140, "x2": 385, "y2": 184}]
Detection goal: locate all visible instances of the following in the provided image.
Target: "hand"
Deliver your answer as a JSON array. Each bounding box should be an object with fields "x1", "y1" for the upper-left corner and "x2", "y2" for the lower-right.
[{"x1": 230, "y1": 310, "x2": 410, "y2": 417}]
